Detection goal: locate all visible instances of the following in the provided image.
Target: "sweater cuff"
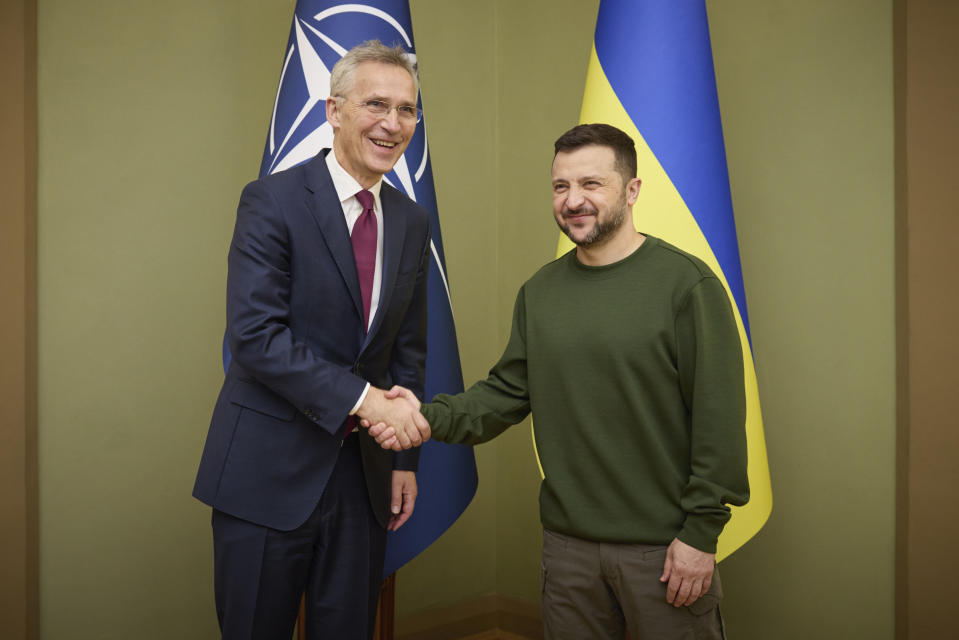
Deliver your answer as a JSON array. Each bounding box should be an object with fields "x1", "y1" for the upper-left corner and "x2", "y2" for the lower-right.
[
  {"x1": 420, "y1": 403, "x2": 445, "y2": 440},
  {"x1": 676, "y1": 515, "x2": 724, "y2": 554}
]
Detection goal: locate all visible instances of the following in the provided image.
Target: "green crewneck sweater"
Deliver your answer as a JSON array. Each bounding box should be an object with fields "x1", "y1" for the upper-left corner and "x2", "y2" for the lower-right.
[{"x1": 422, "y1": 236, "x2": 749, "y2": 553}]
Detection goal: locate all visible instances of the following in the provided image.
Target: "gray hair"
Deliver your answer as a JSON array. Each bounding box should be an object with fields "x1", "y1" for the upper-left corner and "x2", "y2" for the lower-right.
[{"x1": 329, "y1": 40, "x2": 419, "y2": 97}]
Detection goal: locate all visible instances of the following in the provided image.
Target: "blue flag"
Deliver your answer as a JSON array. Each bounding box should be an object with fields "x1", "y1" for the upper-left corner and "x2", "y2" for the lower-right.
[
  {"x1": 566, "y1": 0, "x2": 772, "y2": 560},
  {"x1": 233, "y1": 0, "x2": 477, "y2": 578}
]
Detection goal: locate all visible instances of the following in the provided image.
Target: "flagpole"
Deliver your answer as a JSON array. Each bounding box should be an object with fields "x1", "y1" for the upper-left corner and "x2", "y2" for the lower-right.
[
  {"x1": 296, "y1": 596, "x2": 305, "y2": 640},
  {"x1": 373, "y1": 574, "x2": 396, "y2": 639},
  {"x1": 295, "y1": 575, "x2": 395, "y2": 639}
]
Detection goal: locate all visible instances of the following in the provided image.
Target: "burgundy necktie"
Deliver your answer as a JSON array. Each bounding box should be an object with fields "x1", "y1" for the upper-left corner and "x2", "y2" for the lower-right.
[
  {"x1": 344, "y1": 190, "x2": 377, "y2": 439},
  {"x1": 351, "y1": 189, "x2": 377, "y2": 331}
]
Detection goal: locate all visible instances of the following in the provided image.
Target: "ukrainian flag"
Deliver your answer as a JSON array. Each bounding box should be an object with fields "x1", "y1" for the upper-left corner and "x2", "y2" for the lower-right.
[{"x1": 560, "y1": 0, "x2": 772, "y2": 561}]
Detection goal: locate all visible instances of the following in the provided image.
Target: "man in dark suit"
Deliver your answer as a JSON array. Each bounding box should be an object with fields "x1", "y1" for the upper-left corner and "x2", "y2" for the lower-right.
[{"x1": 193, "y1": 41, "x2": 431, "y2": 639}]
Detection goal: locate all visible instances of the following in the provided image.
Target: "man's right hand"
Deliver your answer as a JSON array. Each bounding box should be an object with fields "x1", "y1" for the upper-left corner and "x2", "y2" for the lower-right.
[{"x1": 356, "y1": 386, "x2": 430, "y2": 451}]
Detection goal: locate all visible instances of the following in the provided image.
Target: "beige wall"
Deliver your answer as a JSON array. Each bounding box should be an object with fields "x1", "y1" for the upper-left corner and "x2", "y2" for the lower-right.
[
  {"x1": 1, "y1": 0, "x2": 38, "y2": 637},
  {"x1": 897, "y1": 1, "x2": 959, "y2": 638},
  {"x1": 32, "y1": 1, "x2": 903, "y2": 638}
]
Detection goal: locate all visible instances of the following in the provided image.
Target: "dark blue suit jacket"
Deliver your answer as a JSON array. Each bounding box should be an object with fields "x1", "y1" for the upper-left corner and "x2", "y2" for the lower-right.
[{"x1": 193, "y1": 150, "x2": 429, "y2": 531}]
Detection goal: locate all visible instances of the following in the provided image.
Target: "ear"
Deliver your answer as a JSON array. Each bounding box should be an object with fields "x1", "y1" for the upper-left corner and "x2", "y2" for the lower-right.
[
  {"x1": 325, "y1": 97, "x2": 341, "y2": 130},
  {"x1": 626, "y1": 177, "x2": 642, "y2": 206}
]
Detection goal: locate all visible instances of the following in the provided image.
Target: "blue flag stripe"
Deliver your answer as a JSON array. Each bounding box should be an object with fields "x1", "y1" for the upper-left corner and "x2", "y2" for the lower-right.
[{"x1": 594, "y1": 0, "x2": 751, "y2": 338}]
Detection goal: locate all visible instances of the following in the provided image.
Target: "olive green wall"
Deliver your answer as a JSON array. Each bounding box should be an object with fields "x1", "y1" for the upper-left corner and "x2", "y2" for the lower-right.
[
  {"x1": 398, "y1": 0, "x2": 602, "y2": 613},
  {"x1": 389, "y1": 0, "x2": 502, "y2": 612},
  {"x1": 707, "y1": 2, "x2": 895, "y2": 638},
  {"x1": 36, "y1": 1, "x2": 895, "y2": 639},
  {"x1": 37, "y1": 2, "x2": 291, "y2": 637}
]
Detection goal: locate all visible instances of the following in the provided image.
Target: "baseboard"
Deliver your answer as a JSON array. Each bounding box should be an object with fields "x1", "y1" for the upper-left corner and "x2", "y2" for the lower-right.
[{"x1": 396, "y1": 595, "x2": 542, "y2": 640}]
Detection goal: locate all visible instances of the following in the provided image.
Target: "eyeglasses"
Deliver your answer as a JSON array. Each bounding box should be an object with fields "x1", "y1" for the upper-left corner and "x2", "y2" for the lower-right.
[{"x1": 336, "y1": 97, "x2": 422, "y2": 123}]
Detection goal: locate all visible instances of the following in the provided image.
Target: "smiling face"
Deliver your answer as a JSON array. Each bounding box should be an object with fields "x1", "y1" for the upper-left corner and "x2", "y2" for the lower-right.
[
  {"x1": 326, "y1": 61, "x2": 418, "y2": 188},
  {"x1": 551, "y1": 144, "x2": 641, "y2": 248}
]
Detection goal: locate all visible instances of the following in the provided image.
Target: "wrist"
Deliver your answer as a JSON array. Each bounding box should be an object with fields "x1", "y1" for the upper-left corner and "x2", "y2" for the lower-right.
[{"x1": 357, "y1": 386, "x2": 384, "y2": 418}]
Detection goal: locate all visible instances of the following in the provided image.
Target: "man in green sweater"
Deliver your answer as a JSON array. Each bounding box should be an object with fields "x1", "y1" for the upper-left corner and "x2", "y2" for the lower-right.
[{"x1": 369, "y1": 123, "x2": 748, "y2": 639}]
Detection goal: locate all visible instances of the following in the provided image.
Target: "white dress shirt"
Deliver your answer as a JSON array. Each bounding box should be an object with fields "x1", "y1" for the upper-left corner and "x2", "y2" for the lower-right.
[{"x1": 325, "y1": 149, "x2": 384, "y2": 414}]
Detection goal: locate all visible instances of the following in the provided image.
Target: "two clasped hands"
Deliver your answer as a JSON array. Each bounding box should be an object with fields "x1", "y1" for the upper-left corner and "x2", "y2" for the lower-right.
[{"x1": 356, "y1": 385, "x2": 428, "y2": 450}]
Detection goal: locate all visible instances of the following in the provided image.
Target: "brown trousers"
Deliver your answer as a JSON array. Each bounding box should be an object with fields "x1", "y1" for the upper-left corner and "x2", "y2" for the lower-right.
[{"x1": 541, "y1": 530, "x2": 725, "y2": 640}]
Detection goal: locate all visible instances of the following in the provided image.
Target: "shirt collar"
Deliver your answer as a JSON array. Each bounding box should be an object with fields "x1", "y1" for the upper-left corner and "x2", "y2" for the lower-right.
[{"x1": 326, "y1": 148, "x2": 383, "y2": 208}]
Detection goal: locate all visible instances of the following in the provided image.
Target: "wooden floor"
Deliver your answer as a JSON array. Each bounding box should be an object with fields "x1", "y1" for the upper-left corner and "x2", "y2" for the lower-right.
[
  {"x1": 458, "y1": 632, "x2": 534, "y2": 640},
  {"x1": 394, "y1": 594, "x2": 542, "y2": 640}
]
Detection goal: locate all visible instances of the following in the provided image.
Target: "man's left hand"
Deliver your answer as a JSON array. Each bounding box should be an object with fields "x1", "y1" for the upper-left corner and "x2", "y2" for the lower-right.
[
  {"x1": 659, "y1": 538, "x2": 715, "y2": 607},
  {"x1": 388, "y1": 471, "x2": 417, "y2": 531}
]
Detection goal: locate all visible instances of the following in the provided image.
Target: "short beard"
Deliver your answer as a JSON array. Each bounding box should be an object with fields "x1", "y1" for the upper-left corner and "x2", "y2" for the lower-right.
[{"x1": 559, "y1": 204, "x2": 629, "y2": 247}]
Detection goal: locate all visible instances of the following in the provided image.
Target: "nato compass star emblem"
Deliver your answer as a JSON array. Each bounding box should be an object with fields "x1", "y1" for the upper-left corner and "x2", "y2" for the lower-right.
[{"x1": 261, "y1": 2, "x2": 430, "y2": 208}]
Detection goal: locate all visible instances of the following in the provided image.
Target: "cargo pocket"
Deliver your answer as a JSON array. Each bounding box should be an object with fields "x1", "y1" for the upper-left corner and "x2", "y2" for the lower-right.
[{"x1": 688, "y1": 567, "x2": 725, "y2": 640}]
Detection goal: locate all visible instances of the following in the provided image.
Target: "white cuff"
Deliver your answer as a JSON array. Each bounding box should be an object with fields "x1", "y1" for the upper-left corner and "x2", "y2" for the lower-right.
[{"x1": 350, "y1": 383, "x2": 371, "y2": 415}]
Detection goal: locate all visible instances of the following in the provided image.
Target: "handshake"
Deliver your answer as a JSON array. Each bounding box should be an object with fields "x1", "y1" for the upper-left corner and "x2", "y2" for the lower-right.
[{"x1": 356, "y1": 385, "x2": 430, "y2": 451}]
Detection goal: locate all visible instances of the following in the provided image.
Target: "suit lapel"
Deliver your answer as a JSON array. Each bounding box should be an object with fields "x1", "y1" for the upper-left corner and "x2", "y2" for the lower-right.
[
  {"x1": 303, "y1": 151, "x2": 364, "y2": 323},
  {"x1": 364, "y1": 184, "x2": 407, "y2": 344}
]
